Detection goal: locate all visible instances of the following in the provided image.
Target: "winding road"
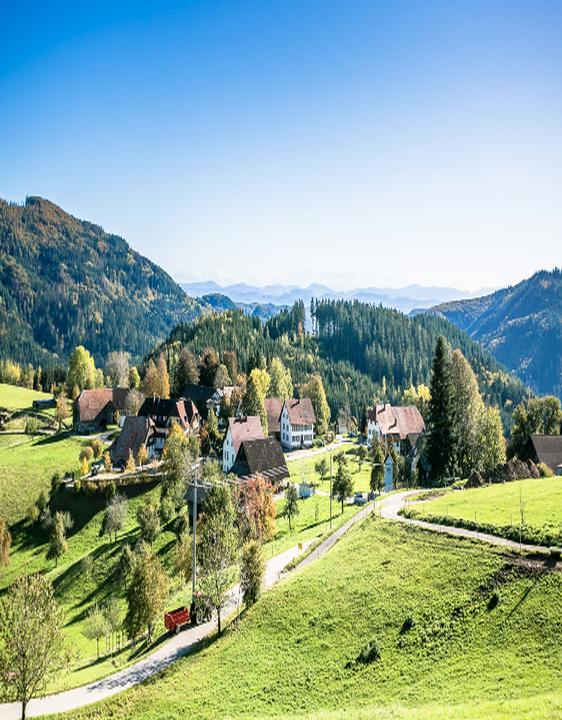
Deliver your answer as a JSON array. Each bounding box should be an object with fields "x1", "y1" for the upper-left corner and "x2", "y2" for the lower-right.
[{"x1": 379, "y1": 490, "x2": 553, "y2": 554}]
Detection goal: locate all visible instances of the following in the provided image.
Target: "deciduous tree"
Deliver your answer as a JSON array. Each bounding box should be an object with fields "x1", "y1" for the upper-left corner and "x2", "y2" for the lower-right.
[
  {"x1": 240, "y1": 540, "x2": 265, "y2": 607},
  {"x1": 268, "y1": 358, "x2": 293, "y2": 399},
  {"x1": 101, "y1": 494, "x2": 128, "y2": 543},
  {"x1": 124, "y1": 543, "x2": 169, "y2": 643},
  {"x1": 303, "y1": 373, "x2": 330, "y2": 436},
  {"x1": 136, "y1": 500, "x2": 161, "y2": 545},
  {"x1": 332, "y1": 455, "x2": 353, "y2": 512},
  {"x1": 173, "y1": 348, "x2": 199, "y2": 395},
  {"x1": 0, "y1": 574, "x2": 66, "y2": 720},
  {"x1": 284, "y1": 484, "x2": 299, "y2": 531},
  {"x1": 105, "y1": 351, "x2": 130, "y2": 388},
  {"x1": 233, "y1": 475, "x2": 276, "y2": 543},
  {"x1": 82, "y1": 603, "x2": 107, "y2": 659},
  {"x1": 68, "y1": 346, "x2": 96, "y2": 391}
]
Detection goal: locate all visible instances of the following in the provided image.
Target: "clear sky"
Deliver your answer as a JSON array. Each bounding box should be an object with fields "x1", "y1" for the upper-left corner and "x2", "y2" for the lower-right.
[{"x1": 1, "y1": 1, "x2": 561, "y2": 291}]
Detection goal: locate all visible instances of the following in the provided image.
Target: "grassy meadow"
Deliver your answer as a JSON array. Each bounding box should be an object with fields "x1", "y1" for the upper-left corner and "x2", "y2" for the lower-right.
[
  {"x1": 404, "y1": 477, "x2": 562, "y2": 546},
  {"x1": 56, "y1": 519, "x2": 562, "y2": 720},
  {"x1": 287, "y1": 441, "x2": 372, "y2": 493},
  {"x1": 0, "y1": 382, "x2": 52, "y2": 410}
]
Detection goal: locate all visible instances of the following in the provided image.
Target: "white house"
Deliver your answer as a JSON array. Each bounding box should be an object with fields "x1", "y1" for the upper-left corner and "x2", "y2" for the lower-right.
[
  {"x1": 367, "y1": 403, "x2": 425, "y2": 454},
  {"x1": 222, "y1": 415, "x2": 264, "y2": 472},
  {"x1": 280, "y1": 398, "x2": 316, "y2": 450}
]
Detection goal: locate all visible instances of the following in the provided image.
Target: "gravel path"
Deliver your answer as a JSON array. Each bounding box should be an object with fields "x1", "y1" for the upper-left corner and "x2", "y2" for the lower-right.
[{"x1": 379, "y1": 490, "x2": 553, "y2": 554}]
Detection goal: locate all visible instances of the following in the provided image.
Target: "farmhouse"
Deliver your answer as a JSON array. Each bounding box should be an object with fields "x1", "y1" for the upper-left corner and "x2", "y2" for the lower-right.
[
  {"x1": 110, "y1": 416, "x2": 156, "y2": 466},
  {"x1": 73, "y1": 388, "x2": 129, "y2": 434},
  {"x1": 280, "y1": 398, "x2": 316, "y2": 450},
  {"x1": 264, "y1": 397, "x2": 284, "y2": 440},
  {"x1": 231, "y1": 437, "x2": 289, "y2": 484},
  {"x1": 182, "y1": 383, "x2": 239, "y2": 419},
  {"x1": 138, "y1": 396, "x2": 200, "y2": 457},
  {"x1": 222, "y1": 415, "x2": 264, "y2": 472},
  {"x1": 367, "y1": 403, "x2": 425, "y2": 454},
  {"x1": 521, "y1": 434, "x2": 562, "y2": 474}
]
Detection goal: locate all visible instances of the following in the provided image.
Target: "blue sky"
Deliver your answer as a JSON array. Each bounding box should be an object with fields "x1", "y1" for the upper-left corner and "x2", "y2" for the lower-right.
[{"x1": 1, "y1": 1, "x2": 561, "y2": 290}]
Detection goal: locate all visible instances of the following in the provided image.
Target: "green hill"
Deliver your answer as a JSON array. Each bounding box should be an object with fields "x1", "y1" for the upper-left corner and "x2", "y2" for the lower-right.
[
  {"x1": 57, "y1": 520, "x2": 562, "y2": 720},
  {"x1": 0, "y1": 196, "x2": 202, "y2": 367},
  {"x1": 431, "y1": 269, "x2": 562, "y2": 398},
  {"x1": 153, "y1": 301, "x2": 528, "y2": 426}
]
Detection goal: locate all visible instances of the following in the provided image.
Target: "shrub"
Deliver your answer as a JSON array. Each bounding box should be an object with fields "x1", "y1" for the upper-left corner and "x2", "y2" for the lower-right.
[
  {"x1": 89, "y1": 439, "x2": 104, "y2": 459},
  {"x1": 488, "y1": 592, "x2": 500, "y2": 610},
  {"x1": 526, "y1": 460, "x2": 541, "y2": 479},
  {"x1": 356, "y1": 639, "x2": 381, "y2": 664},
  {"x1": 538, "y1": 462, "x2": 554, "y2": 478},
  {"x1": 400, "y1": 616, "x2": 414, "y2": 634},
  {"x1": 24, "y1": 416, "x2": 42, "y2": 435}
]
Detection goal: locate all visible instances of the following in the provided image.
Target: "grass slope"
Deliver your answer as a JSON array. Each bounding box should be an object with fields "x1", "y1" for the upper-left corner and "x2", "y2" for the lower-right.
[
  {"x1": 0, "y1": 382, "x2": 52, "y2": 410},
  {"x1": 287, "y1": 442, "x2": 372, "y2": 494},
  {"x1": 0, "y1": 432, "x2": 84, "y2": 523},
  {"x1": 58, "y1": 520, "x2": 562, "y2": 720},
  {"x1": 404, "y1": 478, "x2": 562, "y2": 546}
]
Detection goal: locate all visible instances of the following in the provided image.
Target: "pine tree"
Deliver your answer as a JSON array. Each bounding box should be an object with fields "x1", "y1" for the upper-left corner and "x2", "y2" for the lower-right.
[
  {"x1": 426, "y1": 337, "x2": 454, "y2": 484},
  {"x1": 173, "y1": 348, "x2": 199, "y2": 395}
]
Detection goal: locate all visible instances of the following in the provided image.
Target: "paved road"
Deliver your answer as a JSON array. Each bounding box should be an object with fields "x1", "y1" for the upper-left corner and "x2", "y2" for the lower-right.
[
  {"x1": 379, "y1": 491, "x2": 553, "y2": 554},
  {"x1": 284, "y1": 436, "x2": 349, "y2": 462},
  {"x1": 0, "y1": 501, "x2": 373, "y2": 719}
]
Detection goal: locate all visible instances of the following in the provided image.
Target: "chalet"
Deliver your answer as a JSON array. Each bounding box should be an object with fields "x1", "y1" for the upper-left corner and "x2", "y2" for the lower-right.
[
  {"x1": 280, "y1": 398, "x2": 316, "y2": 450},
  {"x1": 138, "y1": 396, "x2": 200, "y2": 457},
  {"x1": 521, "y1": 434, "x2": 562, "y2": 473},
  {"x1": 264, "y1": 397, "x2": 284, "y2": 440},
  {"x1": 182, "y1": 383, "x2": 239, "y2": 420},
  {"x1": 110, "y1": 416, "x2": 156, "y2": 466},
  {"x1": 73, "y1": 388, "x2": 129, "y2": 434},
  {"x1": 231, "y1": 437, "x2": 289, "y2": 484},
  {"x1": 222, "y1": 415, "x2": 264, "y2": 472},
  {"x1": 366, "y1": 403, "x2": 425, "y2": 454}
]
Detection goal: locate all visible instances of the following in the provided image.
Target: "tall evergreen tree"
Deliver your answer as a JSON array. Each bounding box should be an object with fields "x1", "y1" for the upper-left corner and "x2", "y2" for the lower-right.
[
  {"x1": 426, "y1": 337, "x2": 454, "y2": 484},
  {"x1": 173, "y1": 348, "x2": 199, "y2": 395}
]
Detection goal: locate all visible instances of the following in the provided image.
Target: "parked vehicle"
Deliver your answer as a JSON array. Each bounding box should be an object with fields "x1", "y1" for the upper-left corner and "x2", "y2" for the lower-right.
[
  {"x1": 164, "y1": 606, "x2": 191, "y2": 634},
  {"x1": 353, "y1": 492, "x2": 366, "y2": 506}
]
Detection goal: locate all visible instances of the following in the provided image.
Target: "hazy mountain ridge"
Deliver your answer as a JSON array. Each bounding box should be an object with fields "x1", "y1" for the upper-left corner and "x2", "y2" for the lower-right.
[
  {"x1": 181, "y1": 280, "x2": 491, "y2": 314},
  {"x1": 430, "y1": 269, "x2": 561, "y2": 398},
  {"x1": 0, "y1": 196, "x2": 202, "y2": 366}
]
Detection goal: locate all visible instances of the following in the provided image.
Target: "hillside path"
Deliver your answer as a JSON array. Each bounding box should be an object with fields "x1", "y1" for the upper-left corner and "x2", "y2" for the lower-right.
[
  {"x1": 0, "y1": 502, "x2": 372, "y2": 719},
  {"x1": 379, "y1": 491, "x2": 553, "y2": 554}
]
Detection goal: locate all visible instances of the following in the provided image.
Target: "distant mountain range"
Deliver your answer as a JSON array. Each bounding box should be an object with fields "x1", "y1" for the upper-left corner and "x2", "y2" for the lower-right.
[
  {"x1": 181, "y1": 280, "x2": 492, "y2": 315},
  {"x1": 428, "y1": 269, "x2": 561, "y2": 399}
]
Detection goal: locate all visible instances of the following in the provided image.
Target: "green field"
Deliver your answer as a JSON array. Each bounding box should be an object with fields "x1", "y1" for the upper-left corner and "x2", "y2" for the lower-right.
[
  {"x1": 57, "y1": 519, "x2": 562, "y2": 720},
  {"x1": 0, "y1": 432, "x2": 85, "y2": 523},
  {"x1": 1, "y1": 470, "x2": 362, "y2": 692},
  {"x1": 287, "y1": 442, "x2": 372, "y2": 494},
  {"x1": 0, "y1": 382, "x2": 52, "y2": 410},
  {"x1": 403, "y1": 477, "x2": 562, "y2": 546}
]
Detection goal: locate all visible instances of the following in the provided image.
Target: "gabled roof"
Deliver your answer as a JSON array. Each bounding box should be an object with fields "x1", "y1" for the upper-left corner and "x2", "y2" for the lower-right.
[
  {"x1": 75, "y1": 388, "x2": 129, "y2": 423},
  {"x1": 234, "y1": 437, "x2": 289, "y2": 482},
  {"x1": 227, "y1": 415, "x2": 264, "y2": 454},
  {"x1": 525, "y1": 434, "x2": 562, "y2": 471},
  {"x1": 264, "y1": 397, "x2": 284, "y2": 434},
  {"x1": 182, "y1": 384, "x2": 218, "y2": 405},
  {"x1": 367, "y1": 404, "x2": 425, "y2": 440},
  {"x1": 284, "y1": 398, "x2": 316, "y2": 426},
  {"x1": 110, "y1": 416, "x2": 155, "y2": 464},
  {"x1": 138, "y1": 396, "x2": 199, "y2": 430}
]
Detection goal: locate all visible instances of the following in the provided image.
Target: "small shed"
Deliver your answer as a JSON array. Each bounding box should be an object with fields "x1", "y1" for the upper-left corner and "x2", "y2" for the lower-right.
[{"x1": 384, "y1": 454, "x2": 394, "y2": 493}]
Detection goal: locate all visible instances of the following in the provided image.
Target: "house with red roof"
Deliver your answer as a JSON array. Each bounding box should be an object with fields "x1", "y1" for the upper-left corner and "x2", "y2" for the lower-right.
[
  {"x1": 366, "y1": 403, "x2": 425, "y2": 455},
  {"x1": 73, "y1": 388, "x2": 129, "y2": 434},
  {"x1": 222, "y1": 415, "x2": 264, "y2": 472},
  {"x1": 280, "y1": 398, "x2": 316, "y2": 450}
]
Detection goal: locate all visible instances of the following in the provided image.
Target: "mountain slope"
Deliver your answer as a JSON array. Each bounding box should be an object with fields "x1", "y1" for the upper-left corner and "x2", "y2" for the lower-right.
[
  {"x1": 0, "y1": 197, "x2": 201, "y2": 365},
  {"x1": 431, "y1": 269, "x2": 561, "y2": 398}
]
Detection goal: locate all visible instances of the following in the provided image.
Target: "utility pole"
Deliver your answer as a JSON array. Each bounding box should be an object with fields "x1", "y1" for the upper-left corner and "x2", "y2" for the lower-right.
[
  {"x1": 191, "y1": 473, "x2": 198, "y2": 598},
  {"x1": 329, "y1": 451, "x2": 333, "y2": 530}
]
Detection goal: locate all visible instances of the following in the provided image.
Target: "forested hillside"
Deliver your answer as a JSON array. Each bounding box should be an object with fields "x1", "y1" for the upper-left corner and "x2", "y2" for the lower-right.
[
  {"x1": 0, "y1": 197, "x2": 201, "y2": 366},
  {"x1": 152, "y1": 300, "x2": 528, "y2": 425},
  {"x1": 431, "y1": 269, "x2": 561, "y2": 398}
]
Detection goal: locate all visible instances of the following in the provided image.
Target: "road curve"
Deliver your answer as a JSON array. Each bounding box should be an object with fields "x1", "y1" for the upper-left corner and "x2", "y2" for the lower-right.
[
  {"x1": 379, "y1": 490, "x2": 552, "y2": 554},
  {"x1": 0, "y1": 503, "x2": 372, "y2": 719}
]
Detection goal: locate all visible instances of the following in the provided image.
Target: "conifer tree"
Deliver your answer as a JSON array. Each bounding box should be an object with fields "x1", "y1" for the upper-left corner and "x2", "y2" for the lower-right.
[{"x1": 426, "y1": 337, "x2": 454, "y2": 484}]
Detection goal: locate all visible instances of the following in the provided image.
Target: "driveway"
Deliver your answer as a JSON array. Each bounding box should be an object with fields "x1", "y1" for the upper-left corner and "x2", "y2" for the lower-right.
[
  {"x1": 378, "y1": 491, "x2": 553, "y2": 554},
  {"x1": 284, "y1": 436, "x2": 349, "y2": 462}
]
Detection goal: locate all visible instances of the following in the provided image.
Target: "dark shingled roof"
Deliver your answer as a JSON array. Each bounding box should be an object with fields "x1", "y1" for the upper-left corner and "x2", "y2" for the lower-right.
[
  {"x1": 523, "y1": 434, "x2": 562, "y2": 471},
  {"x1": 75, "y1": 388, "x2": 129, "y2": 423},
  {"x1": 110, "y1": 416, "x2": 155, "y2": 464},
  {"x1": 264, "y1": 397, "x2": 283, "y2": 434},
  {"x1": 284, "y1": 398, "x2": 316, "y2": 425},
  {"x1": 138, "y1": 396, "x2": 199, "y2": 431},
  {"x1": 233, "y1": 437, "x2": 289, "y2": 482}
]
